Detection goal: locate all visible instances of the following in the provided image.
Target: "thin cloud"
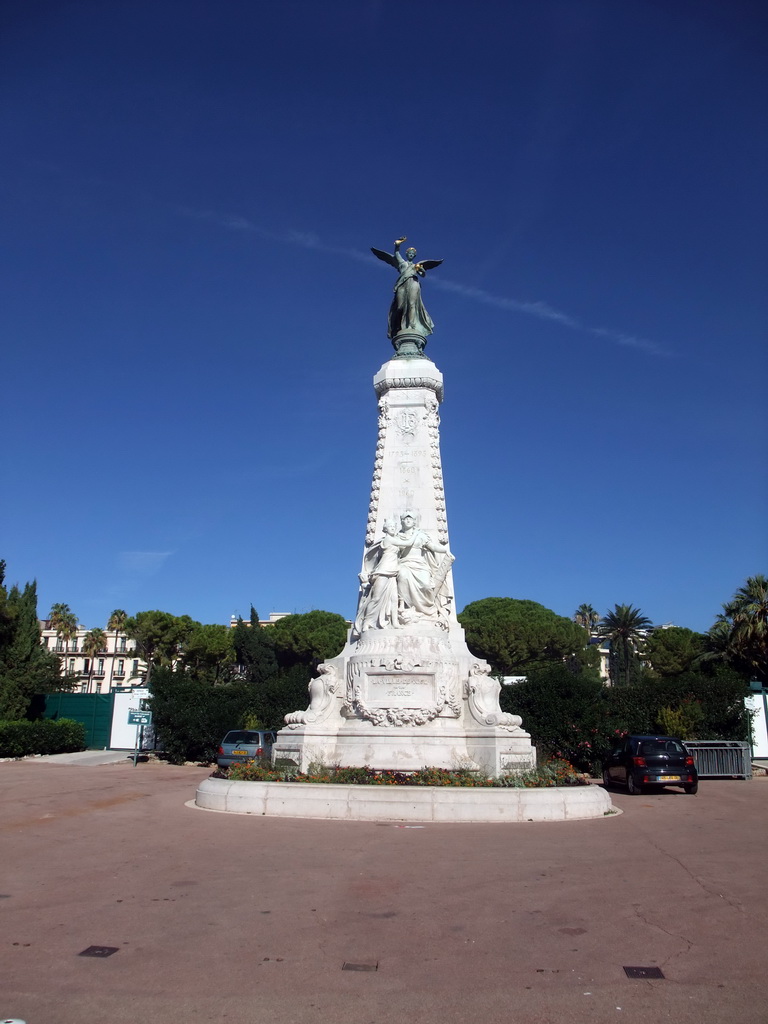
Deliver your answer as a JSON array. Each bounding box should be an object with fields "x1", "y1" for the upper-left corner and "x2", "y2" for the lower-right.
[
  {"x1": 430, "y1": 278, "x2": 581, "y2": 329},
  {"x1": 117, "y1": 551, "x2": 173, "y2": 577},
  {"x1": 176, "y1": 207, "x2": 371, "y2": 263},
  {"x1": 177, "y1": 206, "x2": 671, "y2": 356},
  {"x1": 588, "y1": 326, "x2": 668, "y2": 356}
]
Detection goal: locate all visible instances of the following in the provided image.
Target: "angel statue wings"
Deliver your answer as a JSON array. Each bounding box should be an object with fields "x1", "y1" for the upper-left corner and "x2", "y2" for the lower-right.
[{"x1": 371, "y1": 237, "x2": 443, "y2": 347}]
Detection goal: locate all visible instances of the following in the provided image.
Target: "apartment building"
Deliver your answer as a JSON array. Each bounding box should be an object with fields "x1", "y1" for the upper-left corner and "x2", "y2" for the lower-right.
[{"x1": 39, "y1": 622, "x2": 147, "y2": 694}]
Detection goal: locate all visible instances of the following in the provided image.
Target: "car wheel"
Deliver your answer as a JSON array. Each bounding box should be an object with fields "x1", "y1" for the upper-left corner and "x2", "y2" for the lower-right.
[
  {"x1": 684, "y1": 782, "x2": 698, "y2": 795},
  {"x1": 626, "y1": 773, "x2": 643, "y2": 795},
  {"x1": 602, "y1": 769, "x2": 612, "y2": 788}
]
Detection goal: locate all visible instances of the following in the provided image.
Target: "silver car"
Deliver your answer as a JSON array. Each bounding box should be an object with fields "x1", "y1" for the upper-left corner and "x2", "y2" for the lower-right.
[{"x1": 216, "y1": 729, "x2": 276, "y2": 768}]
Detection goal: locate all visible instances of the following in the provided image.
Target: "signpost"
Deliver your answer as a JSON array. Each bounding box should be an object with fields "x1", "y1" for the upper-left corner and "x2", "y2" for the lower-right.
[{"x1": 128, "y1": 709, "x2": 152, "y2": 766}]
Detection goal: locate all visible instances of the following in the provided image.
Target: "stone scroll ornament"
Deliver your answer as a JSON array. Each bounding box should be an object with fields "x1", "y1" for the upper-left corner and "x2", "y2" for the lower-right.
[
  {"x1": 284, "y1": 664, "x2": 338, "y2": 727},
  {"x1": 371, "y1": 237, "x2": 443, "y2": 354},
  {"x1": 465, "y1": 662, "x2": 524, "y2": 732}
]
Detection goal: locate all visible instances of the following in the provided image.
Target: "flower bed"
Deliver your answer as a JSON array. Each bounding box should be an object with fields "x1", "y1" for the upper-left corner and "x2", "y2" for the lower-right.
[{"x1": 213, "y1": 757, "x2": 588, "y2": 788}]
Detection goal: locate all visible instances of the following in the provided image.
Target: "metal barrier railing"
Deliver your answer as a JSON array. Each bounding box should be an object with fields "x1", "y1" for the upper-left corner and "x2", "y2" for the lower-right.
[{"x1": 683, "y1": 741, "x2": 752, "y2": 779}]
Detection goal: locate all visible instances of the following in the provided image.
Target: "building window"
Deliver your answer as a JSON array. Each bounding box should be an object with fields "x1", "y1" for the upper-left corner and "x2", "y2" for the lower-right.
[
  {"x1": 116, "y1": 659, "x2": 125, "y2": 676},
  {"x1": 68, "y1": 659, "x2": 75, "y2": 673},
  {"x1": 70, "y1": 640, "x2": 78, "y2": 653},
  {"x1": 55, "y1": 640, "x2": 64, "y2": 653},
  {"x1": 83, "y1": 658, "x2": 90, "y2": 675},
  {"x1": 118, "y1": 637, "x2": 127, "y2": 652},
  {"x1": 97, "y1": 658, "x2": 105, "y2": 676},
  {"x1": 132, "y1": 660, "x2": 139, "y2": 676}
]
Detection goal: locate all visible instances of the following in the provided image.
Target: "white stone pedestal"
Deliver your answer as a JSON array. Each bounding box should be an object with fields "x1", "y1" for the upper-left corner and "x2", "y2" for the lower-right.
[{"x1": 272, "y1": 354, "x2": 536, "y2": 776}]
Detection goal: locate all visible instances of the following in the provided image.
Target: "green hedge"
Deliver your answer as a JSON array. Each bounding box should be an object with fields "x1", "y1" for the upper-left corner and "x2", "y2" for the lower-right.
[
  {"x1": 149, "y1": 664, "x2": 314, "y2": 764},
  {"x1": 0, "y1": 718, "x2": 86, "y2": 758},
  {"x1": 501, "y1": 664, "x2": 752, "y2": 775}
]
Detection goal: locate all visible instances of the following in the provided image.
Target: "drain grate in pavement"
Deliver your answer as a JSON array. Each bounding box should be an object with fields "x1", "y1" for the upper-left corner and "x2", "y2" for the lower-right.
[
  {"x1": 78, "y1": 946, "x2": 120, "y2": 958},
  {"x1": 342, "y1": 961, "x2": 378, "y2": 972},
  {"x1": 624, "y1": 966, "x2": 664, "y2": 979}
]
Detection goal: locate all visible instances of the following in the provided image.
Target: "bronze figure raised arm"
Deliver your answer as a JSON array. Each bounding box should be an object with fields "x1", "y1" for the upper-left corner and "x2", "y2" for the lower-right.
[{"x1": 371, "y1": 237, "x2": 443, "y2": 349}]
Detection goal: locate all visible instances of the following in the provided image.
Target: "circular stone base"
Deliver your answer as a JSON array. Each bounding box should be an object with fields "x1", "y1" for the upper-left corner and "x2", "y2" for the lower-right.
[{"x1": 195, "y1": 778, "x2": 615, "y2": 822}]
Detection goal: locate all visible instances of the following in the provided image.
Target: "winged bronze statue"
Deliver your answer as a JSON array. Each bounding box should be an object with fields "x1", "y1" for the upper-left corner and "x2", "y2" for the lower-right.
[{"x1": 371, "y1": 236, "x2": 444, "y2": 343}]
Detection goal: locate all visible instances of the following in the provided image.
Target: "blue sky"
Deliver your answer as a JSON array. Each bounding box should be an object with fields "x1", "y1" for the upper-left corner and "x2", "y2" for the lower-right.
[{"x1": 1, "y1": 0, "x2": 766, "y2": 634}]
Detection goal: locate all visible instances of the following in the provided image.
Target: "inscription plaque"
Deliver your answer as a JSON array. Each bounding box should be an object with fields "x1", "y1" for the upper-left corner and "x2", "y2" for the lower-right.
[{"x1": 364, "y1": 673, "x2": 436, "y2": 708}]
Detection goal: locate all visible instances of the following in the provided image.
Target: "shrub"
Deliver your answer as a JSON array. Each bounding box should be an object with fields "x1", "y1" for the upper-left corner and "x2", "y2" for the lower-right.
[
  {"x1": 149, "y1": 664, "x2": 317, "y2": 764},
  {"x1": 247, "y1": 664, "x2": 314, "y2": 727},
  {"x1": 220, "y1": 758, "x2": 588, "y2": 788},
  {"x1": 655, "y1": 700, "x2": 705, "y2": 739},
  {"x1": 149, "y1": 668, "x2": 255, "y2": 764},
  {"x1": 501, "y1": 662, "x2": 752, "y2": 775},
  {"x1": 0, "y1": 718, "x2": 86, "y2": 757}
]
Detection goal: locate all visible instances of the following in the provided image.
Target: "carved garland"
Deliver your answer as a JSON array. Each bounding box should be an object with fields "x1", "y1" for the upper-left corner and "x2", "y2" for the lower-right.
[
  {"x1": 346, "y1": 684, "x2": 447, "y2": 727},
  {"x1": 424, "y1": 398, "x2": 449, "y2": 545},
  {"x1": 365, "y1": 396, "x2": 390, "y2": 545}
]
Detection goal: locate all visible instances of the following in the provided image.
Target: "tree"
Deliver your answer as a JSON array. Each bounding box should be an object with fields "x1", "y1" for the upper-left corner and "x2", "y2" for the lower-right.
[
  {"x1": 82, "y1": 628, "x2": 108, "y2": 693},
  {"x1": 180, "y1": 623, "x2": 235, "y2": 684},
  {"x1": 232, "y1": 606, "x2": 278, "y2": 683},
  {"x1": 106, "y1": 609, "x2": 127, "y2": 689},
  {"x1": 0, "y1": 560, "x2": 15, "y2": 653},
  {"x1": 707, "y1": 574, "x2": 768, "y2": 683},
  {"x1": 268, "y1": 610, "x2": 348, "y2": 670},
  {"x1": 0, "y1": 578, "x2": 63, "y2": 718},
  {"x1": 458, "y1": 597, "x2": 594, "y2": 677},
  {"x1": 49, "y1": 602, "x2": 78, "y2": 657},
  {"x1": 124, "y1": 610, "x2": 197, "y2": 682},
  {"x1": 599, "y1": 604, "x2": 653, "y2": 687},
  {"x1": 573, "y1": 604, "x2": 600, "y2": 635},
  {"x1": 645, "y1": 626, "x2": 706, "y2": 678}
]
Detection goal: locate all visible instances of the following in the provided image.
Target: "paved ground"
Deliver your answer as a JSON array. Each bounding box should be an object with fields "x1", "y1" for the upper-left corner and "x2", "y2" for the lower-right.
[
  {"x1": 8, "y1": 750, "x2": 136, "y2": 766},
  {"x1": 2, "y1": 758, "x2": 766, "y2": 1024}
]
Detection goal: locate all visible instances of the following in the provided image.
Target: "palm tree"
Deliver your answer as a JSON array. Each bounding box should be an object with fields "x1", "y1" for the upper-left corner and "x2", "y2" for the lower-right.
[
  {"x1": 48, "y1": 603, "x2": 79, "y2": 671},
  {"x1": 106, "y1": 609, "x2": 128, "y2": 689},
  {"x1": 599, "y1": 604, "x2": 653, "y2": 687},
  {"x1": 708, "y1": 575, "x2": 768, "y2": 682},
  {"x1": 573, "y1": 604, "x2": 600, "y2": 636},
  {"x1": 82, "y1": 628, "x2": 108, "y2": 694}
]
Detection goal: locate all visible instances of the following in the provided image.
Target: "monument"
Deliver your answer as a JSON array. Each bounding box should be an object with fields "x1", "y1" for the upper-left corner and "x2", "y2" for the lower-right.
[{"x1": 272, "y1": 238, "x2": 536, "y2": 775}]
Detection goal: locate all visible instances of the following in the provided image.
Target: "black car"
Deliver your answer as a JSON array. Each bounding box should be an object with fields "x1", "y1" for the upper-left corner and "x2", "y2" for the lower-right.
[{"x1": 602, "y1": 734, "x2": 698, "y2": 795}]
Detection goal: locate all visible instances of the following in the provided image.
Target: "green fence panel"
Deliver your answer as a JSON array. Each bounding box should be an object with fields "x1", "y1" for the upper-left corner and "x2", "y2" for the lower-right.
[{"x1": 39, "y1": 693, "x2": 115, "y2": 749}]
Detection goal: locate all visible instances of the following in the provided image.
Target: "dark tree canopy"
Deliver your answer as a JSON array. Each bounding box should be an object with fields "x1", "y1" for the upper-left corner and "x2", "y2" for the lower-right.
[
  {"x1": 645, "y1": 626, "x2": 705, "y2": 678},
  {"x1": 706, "y1": 574, "x2": 768, "y2": 683},
  {"x1": 0, "y1": 573, "x2": 63, "y2": 719},
  {"x1": 458, "y1": 597, "x2": 593, "y2": 676},
  {"x1": 180, "y1": 623, "x2": 235, "y2": 684},
  {"x1": 124, "y1": 610, "x2": 197, "y2": 680},
  {"x1": 268, "y1": 610, "x2": 348, "y2": 670},
  {"x1": 232, "y1": 606, "x2": 278, "y2": 684}
]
